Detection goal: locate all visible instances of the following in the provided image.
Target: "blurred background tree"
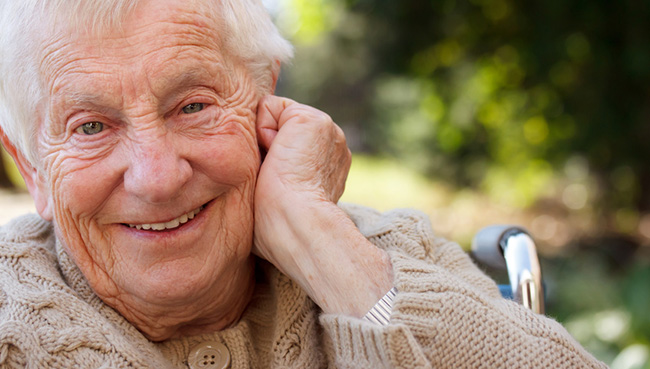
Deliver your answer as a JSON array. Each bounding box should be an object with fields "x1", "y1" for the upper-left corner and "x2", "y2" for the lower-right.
[
  {"x1": 1, "y1": 0, "x2": 648, "y2": 366},
  {"x1": 275, "y1": 0, "x2": 650, "y2": 214},
  {"x1": 267, "y1": 0, "x2": 650, "y2": 366},
  {"x1": 0, "y1": 157, "x2": 12, "y2": 188}
]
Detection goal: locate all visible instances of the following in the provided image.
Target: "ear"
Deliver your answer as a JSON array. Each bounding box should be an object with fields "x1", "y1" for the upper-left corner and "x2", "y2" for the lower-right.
[
  {"x1": 0, "y1": 129, "x2": 53, "y2": 221},
  {"x1": 270, "y1": 59, "x2": 281, "y2": 93}
]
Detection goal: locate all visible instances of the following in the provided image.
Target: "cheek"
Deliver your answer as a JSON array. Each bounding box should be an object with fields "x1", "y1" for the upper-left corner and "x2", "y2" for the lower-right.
[
  {"x1": 45, "y1": 155, "x2": 121, "y2": 271},
  {"x1": 47, "y1": 155, "x2": 119, "y2": 219},
  {"x1": 195, "y1": 120, "x2": 261, "y2": 187}
]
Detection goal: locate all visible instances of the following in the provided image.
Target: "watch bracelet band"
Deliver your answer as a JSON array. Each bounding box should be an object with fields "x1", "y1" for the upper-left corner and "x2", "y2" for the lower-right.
[{"x1": 363, "y1": 287, "x2": 398, "y2": 326}]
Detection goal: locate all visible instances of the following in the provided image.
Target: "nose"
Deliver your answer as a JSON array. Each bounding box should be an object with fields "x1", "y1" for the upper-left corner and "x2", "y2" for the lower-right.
[{"x1": 123, "y1": 133, "x2": 192, "y2": 204}]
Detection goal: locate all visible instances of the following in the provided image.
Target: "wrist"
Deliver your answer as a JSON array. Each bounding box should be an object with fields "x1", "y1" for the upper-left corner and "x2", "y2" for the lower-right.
[{"x1": 282, "y1": 201, "x2": 394, "y2": 316}]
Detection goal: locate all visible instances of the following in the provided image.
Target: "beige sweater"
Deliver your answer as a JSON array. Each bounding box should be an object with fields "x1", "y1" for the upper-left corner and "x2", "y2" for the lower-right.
[{"x1": 0, "y1": 204, "x2": 607, "y2": 368}]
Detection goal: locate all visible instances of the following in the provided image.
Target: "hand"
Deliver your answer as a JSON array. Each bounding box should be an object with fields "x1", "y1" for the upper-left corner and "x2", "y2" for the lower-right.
[
  {"x1": 253, "y1": 95, "x2": 350, "y2": 265},
  {"x1": 255, "y1": 95, "x2": 350, "y2": 205},
  {"x1": 253, "y1": 95, "x2": 393, "y2": 317}
]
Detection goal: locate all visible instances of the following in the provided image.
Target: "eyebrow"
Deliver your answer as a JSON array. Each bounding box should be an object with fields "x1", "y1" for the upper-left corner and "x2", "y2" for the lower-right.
[
  {"x1": 58, "y1": 91, "x2": 121, "y2": 119},
  {"x1": 66, "y1": 91, "x2": 105, "y2": 105},
  {"x1": 154, "y1": 61, "x2": 226, "y2": 97},
  {"x1": 58, "y1": 66, "x2": 221, "y2": 109}
]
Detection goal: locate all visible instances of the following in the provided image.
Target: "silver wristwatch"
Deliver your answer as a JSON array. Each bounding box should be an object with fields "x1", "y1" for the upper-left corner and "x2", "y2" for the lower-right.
[{"x1": 363, "y1": 287, "x2": 398, "y2": 326}]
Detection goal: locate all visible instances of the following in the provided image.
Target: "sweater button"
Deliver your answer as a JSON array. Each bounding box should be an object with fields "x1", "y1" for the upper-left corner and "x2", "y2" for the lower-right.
[{"x1": 188, "y1": 341, "x2": 230, "y2": 369}]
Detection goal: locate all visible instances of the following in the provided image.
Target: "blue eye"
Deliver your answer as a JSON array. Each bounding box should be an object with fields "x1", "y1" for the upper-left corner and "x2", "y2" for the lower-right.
[
  {"x1": 75, "y1": 122, "x2": 104, "y2": 135},
  {"x1": 182, "y1": 103, "x2": 204, "y2": 114}
]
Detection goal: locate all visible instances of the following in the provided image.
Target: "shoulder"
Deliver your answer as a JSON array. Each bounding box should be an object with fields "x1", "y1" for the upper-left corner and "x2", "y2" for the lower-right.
[
  {"x1": 0, "y1": 215, "x2": 146, "y2": 367},
  {"x1": 0, "y1": 215, "x2": 69, "y2": 365},
  {"x1": 0, "y1": 213, "x2": 62, "y2": 303},
  {"x1": 340, "y1": 203, "x2": 433, "y2": 237},
  {"x1": 0, "y1": 213, "x2": 55, "y2": 255},
  {"x1": 0, "y1": 214, "x2": 54, "y2": 250},
  {"x1": 339, "y1": 202, "x2": 438, "y2": 259},
  {"x1": 0, "y1": 213, "x2": 63, "y2": 311},
  {"x1": 340, "y1": 202, "x2": 501, "y2": 296}
]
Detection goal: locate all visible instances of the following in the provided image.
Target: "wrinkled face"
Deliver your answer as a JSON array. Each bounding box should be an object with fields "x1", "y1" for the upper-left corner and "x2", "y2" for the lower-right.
[{"x1": 35, "y1": 1, "x2": 261, "y2": 307}]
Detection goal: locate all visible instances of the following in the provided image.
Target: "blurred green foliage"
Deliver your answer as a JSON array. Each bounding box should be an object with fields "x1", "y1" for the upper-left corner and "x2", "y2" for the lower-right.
[
  {"x1": 0, "y1": 145, "x2": 25, "y2": 189},
  {"x1": 276, "y1": 0, "x2": 650, "y2": 216},
  {"x1": 273, "y1": 0, "x2": 650, "y2": 366}
]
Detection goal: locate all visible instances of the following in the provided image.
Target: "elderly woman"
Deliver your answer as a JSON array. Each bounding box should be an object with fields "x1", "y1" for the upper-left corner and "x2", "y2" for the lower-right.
[{"x1": 0, "y1": 0, "x2": 606, "y2": 368}]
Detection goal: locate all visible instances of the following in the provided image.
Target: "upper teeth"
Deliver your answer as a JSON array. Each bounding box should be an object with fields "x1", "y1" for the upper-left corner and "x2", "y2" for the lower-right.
[{"x1": 128, "y1": 206, "x2": 203, "y2": 231}]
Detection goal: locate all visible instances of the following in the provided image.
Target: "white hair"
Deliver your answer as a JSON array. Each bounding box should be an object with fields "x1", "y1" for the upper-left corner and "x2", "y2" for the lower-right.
[{"x1": 0, "y1": 0, "x2": 293, "y2": 166}]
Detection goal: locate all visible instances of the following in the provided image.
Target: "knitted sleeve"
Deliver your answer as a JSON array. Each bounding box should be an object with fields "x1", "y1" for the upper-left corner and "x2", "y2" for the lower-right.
[{"x1": 319, "y1": 204, "x2": 609, "y2": 369}]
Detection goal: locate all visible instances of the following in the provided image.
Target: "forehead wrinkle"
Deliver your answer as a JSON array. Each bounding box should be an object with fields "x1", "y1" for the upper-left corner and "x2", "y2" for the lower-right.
[
  {"x1": 49, "y1": 70, "x2": 126, "y2": 116},
  {"x1": 48, "y1": 55, "x2": 227, "y2": 125},
  {"x1": 35, "y1": 0, "x2": 226, "y2": 89},
  {"x1": 38, "y1": 3, "x2": 234, "y2": 135},
  {"x1": 41, "y1": 6, "x2": 223, "y2": 83},
  {"x1": 46, "y1": 45, "x2": 214, "y2": 110}
]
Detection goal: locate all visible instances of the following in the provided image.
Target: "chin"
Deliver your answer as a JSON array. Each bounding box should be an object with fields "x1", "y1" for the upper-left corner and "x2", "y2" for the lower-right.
[{"x1": 123, "y1": 257, "x2": 226, "y2": 304}]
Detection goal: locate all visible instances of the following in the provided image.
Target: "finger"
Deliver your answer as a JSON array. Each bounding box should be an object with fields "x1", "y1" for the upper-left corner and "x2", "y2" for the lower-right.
[{"x1": 256, "y1": 95, "x2": 297, "y2": 150}]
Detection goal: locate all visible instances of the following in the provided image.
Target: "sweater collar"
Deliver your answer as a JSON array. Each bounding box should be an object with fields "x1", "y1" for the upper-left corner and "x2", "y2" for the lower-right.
[{"x1": 53, "y1": 233, "x2": 321, "y2": 367}]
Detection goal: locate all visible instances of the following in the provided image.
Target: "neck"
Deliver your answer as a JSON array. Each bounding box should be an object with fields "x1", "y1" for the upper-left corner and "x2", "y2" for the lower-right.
[
  {"x1": 104, "y1": 256, "x2": 256, "y2": 342},
  {"x1": 55, "y1": 237, "x2": 258, "y2": 342}
]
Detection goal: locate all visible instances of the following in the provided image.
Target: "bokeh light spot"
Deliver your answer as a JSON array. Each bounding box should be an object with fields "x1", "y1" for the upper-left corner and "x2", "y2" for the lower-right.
[
  {"x1": 523, "y1": 116, "x2": 549, "y2": 145},
  {"x1": 563, "y1": 183, "x2": 588, "y2": 210}
]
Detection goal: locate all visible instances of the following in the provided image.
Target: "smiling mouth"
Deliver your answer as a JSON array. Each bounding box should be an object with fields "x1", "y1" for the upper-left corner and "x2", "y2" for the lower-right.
[{"x1": 126, "y1": 205, "x2": 205, "y2": 231}]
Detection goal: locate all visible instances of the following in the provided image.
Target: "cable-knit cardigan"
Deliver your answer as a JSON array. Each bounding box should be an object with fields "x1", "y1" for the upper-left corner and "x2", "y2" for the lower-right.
[{"x1": 0, "y1": 204, "x2": 607, "y2": 368}]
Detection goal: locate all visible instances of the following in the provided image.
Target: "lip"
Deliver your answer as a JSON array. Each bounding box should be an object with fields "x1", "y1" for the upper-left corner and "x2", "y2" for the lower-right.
[
  {"x1": 126, "y1": 205, "x2": 204, "y2": 230},
  {"x1": 119, "y1": 200, "x2": 214, "y2": 237}
]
